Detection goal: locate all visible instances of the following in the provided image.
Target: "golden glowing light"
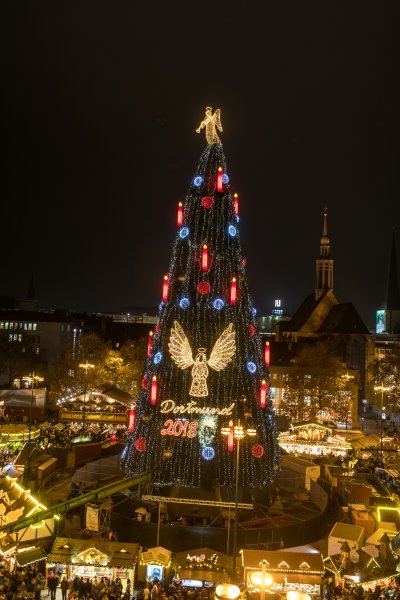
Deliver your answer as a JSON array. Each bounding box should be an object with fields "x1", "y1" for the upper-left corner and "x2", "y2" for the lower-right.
[
  {"x1": 250, "y1": 571, "x2": 274, "y2": 588},
  {"x1": 215, "y1": 584, "x2": 241, "y2": 600},
  {"x1": 196, "y1": 107, "x2": 223, "y2": 144},
  {"x1": 169, "y1": 321, "x2": 235, "y2": 397}
]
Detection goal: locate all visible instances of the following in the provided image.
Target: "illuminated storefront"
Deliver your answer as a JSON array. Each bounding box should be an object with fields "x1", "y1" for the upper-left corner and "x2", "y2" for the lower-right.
[
  {"x1": 241, "y1": 549, "x2": 324, "y2": 597},
  {"x1": 172, "y1": 547, "x2": 233, "y2": 586},
  {"x1": 47, "y1": 537, "x2": 138, "y2": 585},
  {"x1": 137, "y1": 547, "x2": 172, "y2": 584},
  {"x1": 278, "y1": 423, "x2": 352, "y2": 457}
]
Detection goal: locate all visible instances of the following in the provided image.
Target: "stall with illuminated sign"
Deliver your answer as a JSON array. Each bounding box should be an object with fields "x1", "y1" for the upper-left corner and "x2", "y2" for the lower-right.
[
  {"x1": 47, "y1": 537, "x2": 139, "y2": 586},
  {"x1": 172, "y1": 547, "x2": 233, "y2": 587},
  {"x1": 241, "y1": 549, "x2": 324, "y2": 597},
  {"x1": 137, "y1": 547, "x2": 172, "y2": 585},
  {"x1": 278, "y1": 423, "x2": 352, "y2": 458}
]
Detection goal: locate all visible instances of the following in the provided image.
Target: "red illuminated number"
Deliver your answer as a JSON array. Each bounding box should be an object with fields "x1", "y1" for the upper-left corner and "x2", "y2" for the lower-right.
[
  {"x1": 173, "y1": 421, "x2": 183, "y2": 436},
  {"x1": 161, "y1": 419, "x2": 198, "y2": 438},
  {"x1": 187, "y1": 421, "x2": 198, "y2": 438},
  {"x1": 161, "y1": 420, "x2": 174, "y2": 436}
]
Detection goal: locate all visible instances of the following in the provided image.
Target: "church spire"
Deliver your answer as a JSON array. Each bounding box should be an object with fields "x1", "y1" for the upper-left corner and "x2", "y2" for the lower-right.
[{"x1": 315, "y1": 206, "x2": 334, "y2": 300}]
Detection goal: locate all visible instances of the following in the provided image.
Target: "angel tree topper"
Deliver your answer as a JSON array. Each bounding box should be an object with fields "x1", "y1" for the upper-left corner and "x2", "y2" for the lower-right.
[{"x1": 168, "y1": 320, "x2": 236, "y2": 397}]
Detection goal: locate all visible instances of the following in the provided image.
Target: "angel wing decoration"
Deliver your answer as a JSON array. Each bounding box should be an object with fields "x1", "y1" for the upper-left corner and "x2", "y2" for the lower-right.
[
  {"x1": 196, "y1": 107, "x2": 223, "y2": 144},
  {"x1": 169, "y1": 321, "x2": 236, "y2": 397}
]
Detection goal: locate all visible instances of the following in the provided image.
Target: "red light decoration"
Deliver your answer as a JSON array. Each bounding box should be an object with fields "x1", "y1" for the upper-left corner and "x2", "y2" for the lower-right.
[
  {"x1": 264, "y1": 341, "x2": 270, "y2": 367},
  {"x1": 141, "y1": 376, "x2": 149, "y2": 390},
  {"x1": 260, "y1": 379, "x2": 268, "y2": 409},
  {"x1": 201, "y1": 244, "x2": 209, "y2": 272},
  {"x1": 162, "y1": 274, "x2": 169, "y2": 302},
  {"x1": 129, "y1": 406, "x2": 135, "y2": 432},
  {"x1": 197, "y1": 281, "x2": 211, "y2": 295},
  {"x1": 111, "y1": 434, "x2": 117, "y2": 441},
  {"x1": 233, "y1": 193, "x2": 239, "y2": 215},
  {"x1": 252, "y1": 444, "x2": 264, "y2": 458},
  {"x1": 150, "y1": 375, "x2": 158, "y2": 406},
  {"x1": 147, "y1": 330, "x2": 154, "y2": 358},
  {"x1": 248, "y1": 324, "x2": 255, "y2": 337},
  {"x1": 135, "y1": 437, "x2": 146, "y2": 452},
  {"x1": 155, "y1": 323, "x2": 160, "y2": 333},
  {"x1": 228, "y1": 429, "x2": 234, "y2": 452},
  {"x1": 177, "y1": 202, "x2": 183, "y2": 227},
  {"x1": 201, "y1": 196, "x2": 214, "y2": 209},
  {"x1": 230, "y1": 277, "x2": 237, "y2": 305},
  {"x1": 242, "y1": 258, "x2": 247, "y2": 267},
  {"x1": 217, "y1": 166, "x2": 223, "y2": 192}
]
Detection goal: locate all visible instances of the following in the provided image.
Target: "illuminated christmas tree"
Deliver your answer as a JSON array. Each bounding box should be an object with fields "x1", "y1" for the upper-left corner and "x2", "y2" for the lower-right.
[{"x1": 122, "y1": 108, "x2": 279, "y2": 493}]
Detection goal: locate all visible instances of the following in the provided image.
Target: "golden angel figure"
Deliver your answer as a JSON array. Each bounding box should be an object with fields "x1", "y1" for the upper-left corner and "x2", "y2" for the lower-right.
[
  {"x1": 196, "y1": 107, "x2": 223, "y2": 144},
  {"x1": 168, "y1": 321, "x2": 235, "y2": 397}
]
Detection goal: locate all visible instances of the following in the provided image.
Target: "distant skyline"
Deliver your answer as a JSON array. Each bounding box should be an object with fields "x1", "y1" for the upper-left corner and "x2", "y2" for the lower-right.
[{"x1": 1, "y1": 3, "x2": 398, "y2": 331}]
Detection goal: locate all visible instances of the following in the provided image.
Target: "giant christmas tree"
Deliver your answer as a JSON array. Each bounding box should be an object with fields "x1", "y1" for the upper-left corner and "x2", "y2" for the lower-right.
[{"x1": 122, "y1": 108, "x2": 279, "y2": 494}]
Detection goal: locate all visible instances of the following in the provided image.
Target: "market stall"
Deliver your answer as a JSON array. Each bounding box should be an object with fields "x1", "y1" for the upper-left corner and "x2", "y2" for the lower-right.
[
  {"x1": 278, "y1": 423, "x2": 352, "y2": 458},
  {"x1": 241, "y1": 549, "x2": 324, "y2": 597},
  {"x1": 137, "y1": 546, "x2": 172, "y2": 585},
  {"x1": 172, "y1": 547, "x2": 232, "y2": 587},
  {"x1": 47, "y1": 537, "x2": 139, "y2": 587}
]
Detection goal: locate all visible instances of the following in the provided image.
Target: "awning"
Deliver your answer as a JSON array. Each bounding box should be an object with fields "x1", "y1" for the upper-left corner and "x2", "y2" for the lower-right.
[
  {"x1": 178, "y1": 568, "x2": 228, "y2": 583},
  {"x1": 16, "y1": 547, "x2": 48, "y2": 567}
]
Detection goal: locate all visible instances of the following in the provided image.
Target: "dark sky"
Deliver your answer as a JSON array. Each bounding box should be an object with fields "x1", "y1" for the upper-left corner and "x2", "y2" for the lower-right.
[{"x1": 1, "y1": 2, "x2": 399, "y2": 330}]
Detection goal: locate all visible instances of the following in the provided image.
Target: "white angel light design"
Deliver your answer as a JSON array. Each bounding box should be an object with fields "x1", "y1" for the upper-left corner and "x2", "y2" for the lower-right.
[
  {"x1": 196, "y1": 107, "x2": 223, "y2": 144},
  {"x1": 168, "y1": 320, "x2": 236, "y2": 397}
]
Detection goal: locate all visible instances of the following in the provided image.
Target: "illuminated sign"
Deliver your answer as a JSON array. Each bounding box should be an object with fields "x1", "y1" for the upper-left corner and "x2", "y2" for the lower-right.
[
  {"x1": 161, "y1": 420, "x2": 198, "y2": 438},
  {"x1": 160, "y1": 400, "x2": 234, "y2": 416},
  {"x1": 187, "y1": 552, "x2": 219, "y2": 564},
  {"x1": 376, "y1": 310, "x2": 385, "y2": 334}
]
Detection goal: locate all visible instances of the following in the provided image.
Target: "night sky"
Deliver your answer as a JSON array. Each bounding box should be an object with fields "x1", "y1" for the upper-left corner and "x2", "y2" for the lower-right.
[{"x1": 1, "y1": 2, "x2": 398, "y2": 330}]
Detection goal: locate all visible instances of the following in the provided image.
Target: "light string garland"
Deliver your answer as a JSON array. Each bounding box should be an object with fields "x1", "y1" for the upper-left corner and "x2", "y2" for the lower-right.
[{"x1": 121, "y1": 140, "x2": 280, "y2": 488}]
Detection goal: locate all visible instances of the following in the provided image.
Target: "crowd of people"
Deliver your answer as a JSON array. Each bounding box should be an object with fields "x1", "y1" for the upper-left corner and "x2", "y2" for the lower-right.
[{"x1": 0, "y1": 566, "x2": 45, "y2": 600}]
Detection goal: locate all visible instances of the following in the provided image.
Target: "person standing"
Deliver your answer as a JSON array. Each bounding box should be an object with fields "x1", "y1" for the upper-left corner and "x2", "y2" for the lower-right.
[{"x1": 61, "y1": 578, "x2": 69, "y2": 600}]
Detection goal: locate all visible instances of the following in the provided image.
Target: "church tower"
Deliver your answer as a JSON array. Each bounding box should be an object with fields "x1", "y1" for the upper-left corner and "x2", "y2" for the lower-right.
[
  {"x1": 377, "y1": 230, "x2": 400, "y2": 334},
  {"x1": 315, "y1": 207, "x2": 334, "y2": 300}
]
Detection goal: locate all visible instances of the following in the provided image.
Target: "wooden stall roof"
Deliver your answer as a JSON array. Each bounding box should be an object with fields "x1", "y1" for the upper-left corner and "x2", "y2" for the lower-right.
[
  {"x1": 241, "y1": 550, "x2": 324, "y2": 574},
  {"x1": 16, "y1": 547, "x2": 48, "y2": 567},
  {"x1": 49, "y1": 537, "x2": 139, "y2": 566}
]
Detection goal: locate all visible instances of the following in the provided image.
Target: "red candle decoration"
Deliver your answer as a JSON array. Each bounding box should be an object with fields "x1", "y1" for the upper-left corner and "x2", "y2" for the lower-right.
[
  {"x1": 162, "y1": 274, "x2": 169, "y2": 302},
  {"x1": 129, "y1": 406, "x2": 135, "y2": 432},
  {"x1": 228, "y1": 430, "x2": 234, "y2": 452},
  {"x1": 177, "y1": 202, "x2": 183, "y2": 227},
  {"x1": 233, "y1": 193, "x2": 239, "y2": 215},
  {"x1": 217, "y1": 166, "x2": 223, "y2": 192},
  {"x1": 264, "y1": 341, "x2": 270, "y2": 367},
  {"x1": 150, "y1": 375, "x2": 158, "y2": 406},
  {"x1": 201, "y1": 244, "x2": 209, "y2": 272},
  {"x1": 260, "y1": 379, "x2": 268, "y2": 409},
  {"x1": 147, "y1": 330, "x2": 154, "y2": 358},
  {"x1": 230, "y1": 277, "x2": 237, "y2": 305}
]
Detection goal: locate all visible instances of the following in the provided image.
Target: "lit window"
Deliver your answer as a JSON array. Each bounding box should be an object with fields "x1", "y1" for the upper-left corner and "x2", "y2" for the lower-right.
[
  {"x1": 13, "y1": 334, "x2": 17, "y2": 341},
  {"x1": 24, "y1": 323, "x2": 27, "y2": 330},
  {"x1": 8, "y1": 334, "x2": 12, "y2": 342},
  {"x1": 35, "y1": 347, "x2": 40, "y2": 354},
  {"x1": 0, "y1": 323, "x2": 3, "y2": 329},
  {"x1": 33, "y1": 323, "x2": 37, "y2": 330},
  {"x1": 5, "y1": 322, "x2": 9, "y2": 329},
  {"x1": 18, "y1": 334, "x2": 22, "y2": 342},
  {"x1": 9, "y1": 323, "x2": 13, "y2": 330},
  {"x1": 28, "y1": 323, "x2": 32, "y2": 330}
]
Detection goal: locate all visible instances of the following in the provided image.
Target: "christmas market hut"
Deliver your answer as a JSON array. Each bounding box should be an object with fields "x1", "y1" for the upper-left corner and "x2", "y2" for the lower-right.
[
  {"x1": 47, "y1": 537, "x2": 139, "y2": 587},
  {"x1": 137, "y1": 546, "x2": 172, "y2": 586},
  {"x1": 171, "y1": 547, "x2": 232, "y2": 587},
  {"x1": 240, "y1": 549, "x2": 324, "y2": 597}
]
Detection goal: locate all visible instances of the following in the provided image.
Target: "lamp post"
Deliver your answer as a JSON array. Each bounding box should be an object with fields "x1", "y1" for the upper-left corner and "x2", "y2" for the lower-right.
[
  {"x1": 374, "y1": 384, "x2": 390, "y2": 463},
  {"x1": 24, "y1": 372, "x2": 44, "y2": 484},
  {"x1": 249, "y1": 563, "x2": 274, "y2": 600},
  {"x1": 78, "y1": 362, "x2": 95, "y2": 435},
  {"x1": 221, "y1": 419, "x2": 256, "y2": 582}
]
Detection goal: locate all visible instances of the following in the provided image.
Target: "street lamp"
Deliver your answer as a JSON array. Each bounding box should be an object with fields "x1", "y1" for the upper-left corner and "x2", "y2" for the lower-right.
[
  {"x1": 250, "y1": 562, "x2": 274, "y2": 600},
  {"x1": 23, "y1": 372, "x2": 44, "y2": 484},
  {"x1": 374, "y1": 384, "x2": 390, "y2": 463},
  {"x1": 221, "y1": 419, "x2": 256, "y2": 582},
  {"x1": 78, "y1": 362, "x2": 95, "y2": 435}
]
